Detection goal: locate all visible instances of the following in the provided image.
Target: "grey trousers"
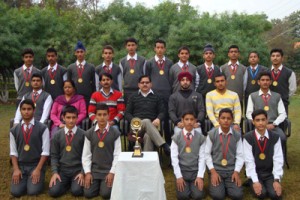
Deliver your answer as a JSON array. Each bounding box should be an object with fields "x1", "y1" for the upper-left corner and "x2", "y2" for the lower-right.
[
  {"x1": 10, "y1": 165, "x2": 46, "y2": 197},
  {"x1": 84, "y1": 178, "x2": 111, "y2": 199},
  {"x1": 249, "y1": 178, "x2": 282, "y2": 200},
  {"x1": 48, "y1": 168, "x2": 83, "y2": 197},
  {"x1": 209, "y1": 171, "x2": 243, "y2": 200},
  {"x1": 141, "y1": 119, "x2": 166, "y2": 151},
  {"x1": 176, "y1": 171, "x2": 204, "y2": 200}
]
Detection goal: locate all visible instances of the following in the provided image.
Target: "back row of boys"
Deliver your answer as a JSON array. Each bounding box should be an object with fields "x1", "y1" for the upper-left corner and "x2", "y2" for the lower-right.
[{"x1": 14, "y1": 38, "x2": 297, "y2": 116}]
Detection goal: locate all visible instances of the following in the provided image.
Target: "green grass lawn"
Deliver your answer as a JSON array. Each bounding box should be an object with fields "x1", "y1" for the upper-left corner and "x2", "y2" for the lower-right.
[{"x1": 1, "y1": 97, "x2": 300, "y2": 199}]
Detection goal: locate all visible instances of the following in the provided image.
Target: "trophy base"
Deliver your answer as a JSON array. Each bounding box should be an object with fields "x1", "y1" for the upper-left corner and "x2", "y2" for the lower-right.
[
  {"x1": 132, "y1": 152, "x2": 144, "y2": 157},
  {"x1": 132, "y1": 146, "x2": 143, "y2": 157}
]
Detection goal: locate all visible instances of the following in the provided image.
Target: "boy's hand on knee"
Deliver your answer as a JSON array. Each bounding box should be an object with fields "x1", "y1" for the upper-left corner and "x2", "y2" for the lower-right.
[
  {"x1": 194, "y1": 177, "x2": 203, "y2": 190},
  {"x1": 231, "y1": 171, "x2": 241, "y2": 187},
  {"x1": 105, "y1": 173, "x2": 114, "y2": 187},
  {"x1": 74, "y1": 173, "x2": 85, "y2": 186},
  {"x1": 176, "y1": 177, "x2": 186, "y2": 192},
  {"x1": 84, "y1": 173, "x2": 93, "y2": 189},
  {"x1": 12, "y1": 168, "x2": 22, "y2": 184},
  {"x1": 31, "y1": 168, "x2": 41, "y2": 184},
  {"x1": 210, "y1": 169, "x2": 221, "y2": 186},
  {"x1": 49, "y1": 173, "x2": 61, "y2": 187},
  {"x1": 253, "y1": 182, "x2": 262, "y2": 196},
  {"x1": 273, "y1": 181, "x2": 282, "y2": 196}
]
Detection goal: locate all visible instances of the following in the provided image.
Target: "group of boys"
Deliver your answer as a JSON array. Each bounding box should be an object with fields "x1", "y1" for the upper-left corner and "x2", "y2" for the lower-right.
[{"x1": 10, "y1": 37, "x2": 296, "y2": 199}]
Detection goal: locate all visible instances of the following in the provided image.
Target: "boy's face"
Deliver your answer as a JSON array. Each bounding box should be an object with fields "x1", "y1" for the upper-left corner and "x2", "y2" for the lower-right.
[
  {"x1": 258, "y1": 75, "x2": 271, "y2": 90},
  {"x1": 252, "y1": 114, "x2": 268, "y2": 132},
  {"x1": 178, "y1": 50, "x2": 189, "y2": 63},
  {"x1": 182, "y1": 114, "x2": 195, "y2": 131},
  {"x1": 46, "y1": 52, "x2": 57, "y2": 65},
  {"x1": 102, "y1": 49, "x2": 114, "y2": 62},
  {"x1": 75, "y1": 49, "x2": 85, "y2": 61},
  {"x1": 96, "y1": 110, "x2": 109, "y2": 127},
  {"x1": 63, "y1": 112, "x2": 78, "y2": 129},
  {"x1": 126, "y1": 42, "x2": 137, "y2": 55},
  {"x1": 100, "y1": 75, "x2": 113, "y2": 88},
  {"x1": 203, "y1": 51, "x2": 215, "y2": 62},
  {"x1": 22, "y1": 53, "x2": 34, "y2": 66},
  {"x1": 214, "y1": 76, "x2": 226, "y2": 90},
  {"x1": 228, "y1": 48, "x2": 239, "y2": 60},
  {"x1": 154, "y1": 43, "x2": 166, "y2": 57},
  {"x1": 31, "y1": 77, "x2": 42, "y2": 90},
  {"x1": 248, "y1": 53, "x2": 259, "y2": 66},
  {"x1": 218, "y1": 112, "x2": 233, "y2": 129},
  {"x1": 20, "y1": 104, "x2": 34, "y2": 120},
  {"x1": 180, "y1": 77, "x2": 191, "y2": 89},
  {"x1": 270, "y1": 52, "x2": 283, "y2": 66}
]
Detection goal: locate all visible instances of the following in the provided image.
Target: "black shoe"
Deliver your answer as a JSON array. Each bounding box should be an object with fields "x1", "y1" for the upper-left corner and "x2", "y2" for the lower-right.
[{"x1": 162, "y1": 143, "x2": 170, "y2": 156}]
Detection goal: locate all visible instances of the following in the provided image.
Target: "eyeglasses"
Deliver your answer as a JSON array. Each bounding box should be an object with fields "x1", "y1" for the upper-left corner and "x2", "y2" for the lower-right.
[{"x1": 139, "y1": 81, "x2": 150, "y2": 84}]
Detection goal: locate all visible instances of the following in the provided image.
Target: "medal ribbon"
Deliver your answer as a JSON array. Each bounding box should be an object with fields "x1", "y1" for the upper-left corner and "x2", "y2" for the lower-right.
[
  {"x1": 22, "y1": 124, "x2": 33, "y2": 145},
  {"x1": 205, "y1": 67, "x2": 214, "y2": 79},
  {"x1": 261, "y1": 94, "x2": 271, "y2": 107},
  {"x1": 48, "y1": 67, "x2": 58, "y2": 80},
  {"x1": 219, "y1": 134, "x2": 231, "y2": 160},
  {"x1": 249, "y1": 66, "x2": 259, "y2": 80},
  {"x1": 22, "y1": 67, "x2": 32, "y2": 83},
  {"x1": 31, "y1": 92, "x2": 41, "y2": 104},
  {"x1": 156, "y1": 60, "x2": 165, "y2": 71},
  {"x1": 103, "y1": 65, "x2": 112, "y2": 74},
  {"x1": 181, "y1": 64, "x2": 188, "y2": 72},
  {"x1": 129, "y1": 59, "x2": 136, "y2": 69},
  {"x1": 271, "y1": 69, "x2": 281, "y2": 82},
  {"x1": 77, "y1": 64, "x2": 84, "y2": 79},
  {"x1": 97, "y1": 127, "x2": 109, "y2": 142},
  {"x1": 65, "y1": 131, "x2": 74, "y2": 146},
  {"x1": 254, "y1": 131, "x2": 268, "y2": 154},
  {"x1": 182, "y1": 131, "x2": 193, "y2": 147},
  {"x1": 229, "y1": 64, "x2": 237, "y2": 76}
]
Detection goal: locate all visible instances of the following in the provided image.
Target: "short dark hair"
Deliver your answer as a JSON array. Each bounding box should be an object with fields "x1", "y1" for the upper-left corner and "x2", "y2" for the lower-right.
[
  {"x1": 248, "y1": 51, "x2": 259, "y2": 58},
  {"x1": 178, "y1": 46, "x2": 190, "y2": 54},
  {"x1": 20, "y1": 99, "x2": 35, "y2": 110},
  {"x1": 125, "y1": 37, "x2": 138, "y2": 45},
  {"x1": 270, "y1": 48, "x2": 284, "y2": 56},
  {"x1": 31, "y1": 73, "x2": 43, "y2": 81},
  {"x1": 62, "y1": 105, "x2": 78, "y2": 116},
  {"x1": 138, "y1": 75, "x2": 151, "y2": 83},
  {"x1": 102, "y1": 45, "x2": 114, "y2": 53},
  {"x1": 22, "y1": 48, "x2": 34, "y2": 57},
  {"x1": 252, "y1": 109, "x2": 268, "y2": 120},
  {"x1": 257, "y1": 71, "x2": 272, "y2": 80},
  {"x1": 228, "y1": 45, "x2": 239, "y2": 52},
  {"x1": 155, "y1": 39, "x2": 166, "y2": 47},
  {"x1": 46, "y1": 47, "x2": 57, "y2": 55},
  {"x1": 181, "y1": 110, "x2": 196, "y2": 118},
  {"x1": 63, "y1": 79, "x2": 76, "y2": 89},
  {"x1": 214, "y1": 72, "x2": 226, "y2": 80},
  {"x1": 99, "y1": 72, "x2": 113, "y2": 81},
  {"x1": 96, "y1": 103, "x2": 109, "y2": 113},
  {"x1": 219, "y1": 108, "x2": 233, "y2": 118}
]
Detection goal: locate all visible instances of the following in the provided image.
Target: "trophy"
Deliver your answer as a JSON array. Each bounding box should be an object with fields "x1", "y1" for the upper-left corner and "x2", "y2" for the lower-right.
[{"x1": 131, "y1": 117, "x2": 143, "y2": 157}]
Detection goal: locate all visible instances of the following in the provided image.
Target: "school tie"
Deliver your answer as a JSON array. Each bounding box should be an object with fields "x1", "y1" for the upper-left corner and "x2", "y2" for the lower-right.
[
  {"x1": 273, "y1": 69, "x2": 279, "y2": 75},
  {"x1": 186, "y1": 132, "x2": 192, "y2": 140},
  {"x1": 129, "y1": 58, "x2": 135, "y2": 67},
  {"x1": 79, "y1": 63, "x2": 83, "y2": 69},
  {"x1": 25, "y1": 124, "x2": 30, "y2": 134},
  {"x1": 231, "y1": 63, "x2": 237, "y2": 70},
  {"x1": 26, "y1": 68, "x2": 30, "y2": 75},
  {"x1": 68, "y1": 130, "x2": 73, "y2": 137},
  {"x1": 183, "y1": 64, "x2": 188, "y2": 71},
  {"x1": 33, "y1": 91, "x2": 38, "y2": 97},
  {"x1": 252, "y1": 67, "x2": 256, "y2": 72},
  {"x1": 103, "y1": 65, "x2": 108, "y2": 72},
  {"x1": 159, "y1": 59, "x2": 163, "y2": 65}
]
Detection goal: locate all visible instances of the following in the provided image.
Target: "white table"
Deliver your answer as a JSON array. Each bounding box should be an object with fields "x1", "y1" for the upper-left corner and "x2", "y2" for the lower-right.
[{"x1": 111, "y1": 152, "x2": 166, "y2": 200}]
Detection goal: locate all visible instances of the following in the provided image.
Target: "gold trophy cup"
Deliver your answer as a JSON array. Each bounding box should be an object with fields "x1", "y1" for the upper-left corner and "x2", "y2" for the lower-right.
[{"x1": 131, "y1": 118, "x2": 143, "y2": 157}]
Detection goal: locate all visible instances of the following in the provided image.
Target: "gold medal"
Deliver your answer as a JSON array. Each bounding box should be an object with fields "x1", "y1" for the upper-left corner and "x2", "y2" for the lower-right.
[
  {"x1": 159, "y1": 70, "x2": 164, "y2": 75},
  {"x1": 98, "y1": 141, "x2": 104, "y2": 148},
  {"x1": 185, "y1": 146, "x2": 191, "y2": 153},
  {"x1": 264, "y1": 106, "x2": 269, "y2": 111},
  {"x1": 130, "y1": 69, "x2": 135, "y2": 74},
  {"x1": 273, "y1": 81, "x2": 278, "y2": 86},
  {"x1": 24, "y1": 144, "x2": 30, "y2": 151},
  {"x1": 259, "y1": 153, "x2": 266, "y2": 160},
  {"x1": 251, "y1": 80, "x2": 256, "y2": 85},
  {"x1": 34, "y1": 103, "x2": 36, "y2": 107},
  {"x1": 221, "y1": 159, "x2": 228, "y2": 166},
  {"x1": 66, "y1": 145, "x2": 72, "y2": 152},
  {"x1": 78, "y1": 78, "x2": 83, "y2": 83},
  {"x1": 231, "y1": 75, "x2": 235, "y2": 80},
  {"x1": 207, "y1": 79, "x2": 212, "y2": 84},
  {"x1": 50, "y1": 79, "x2": 55, "y2": 85},
  {"x1": 25, "y1": 82, "x2": 30, "y2": 87}
]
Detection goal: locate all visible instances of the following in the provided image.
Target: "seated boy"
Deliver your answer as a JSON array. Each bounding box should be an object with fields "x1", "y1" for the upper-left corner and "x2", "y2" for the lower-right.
[{"x1": 171, "y1": 111, "x2": 206, "y2": 200}]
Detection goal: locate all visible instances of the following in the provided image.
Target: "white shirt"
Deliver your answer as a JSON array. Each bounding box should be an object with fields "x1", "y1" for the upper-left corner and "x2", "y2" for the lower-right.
[
  {"x1": 14, "y1": 65, "x2": 33, "y2": 92},
  {"x1": 138, "y1": 89, "x2": 154, "y2": 97},
  {"x1": 171, "y1": 128, "x2": 206, "y2": 179},
  {"x1": 76, "y1": 60, "x2": 86, "y2": 67},
  {"x1": 10, "y1": 118, "x2": 50, "y2": 157},
  {"x1": 246, "y1": 89, "x2": 287, "y2": 126},
  {"x1": 82, "y1": 123, "x2": 121, "y2": 174},
  {"x1": 204, "y1": 63, "x2": 215, "y2": 70},
  {"x1": 154, "y1": 55, "x2": 166, "y2": 62},
  {"x1": 271, "y1": 65, "x2": 297, "y2": 97},
  {"x1": 243, "y1": 129, "x2": 284, "y2": 182},
  {"x1": 14, "y1": 89, "x2": 53, "y2": 124},
  {"x1": 205, "y1": 127, "x2": 244, "y2": 172},
  {"x1": 64, "y1": 126, "x2": 77, "y2": 135}
]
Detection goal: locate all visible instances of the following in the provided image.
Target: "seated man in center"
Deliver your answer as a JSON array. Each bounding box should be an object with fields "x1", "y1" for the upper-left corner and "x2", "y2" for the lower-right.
[{"x1": 125, "y1": 75, "x2": 170, "y2": 155}]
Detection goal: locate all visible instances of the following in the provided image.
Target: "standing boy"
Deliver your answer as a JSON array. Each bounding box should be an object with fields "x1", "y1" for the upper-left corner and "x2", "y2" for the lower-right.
[
  {"x1": 10, "y1": 99, "x2": 50, "y2": 197},
  {"x1": 49, "y1": 105, "x2": 85, "y2": 197},
  {"x1": 205, "y1": 108, "x2": 244, "y2": 200},
  {"x1": 171, "y1": 111, "x2": 206, "y2": 200},
  {"x1": 82, "y1": 104, "x2": 121, "y2": 199}
]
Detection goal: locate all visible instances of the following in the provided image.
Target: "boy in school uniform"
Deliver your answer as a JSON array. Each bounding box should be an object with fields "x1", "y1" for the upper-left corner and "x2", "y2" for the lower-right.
[
  {"x1": 10, "y1": 99, "x2": 50, "y2": 197},
  {"x1": 196, "y1": 44, "x2": 221, "y2": 101},
  {"x1": 205, "y1": 108, "x2": 244, "y2": 200},
  {"x1": 82, "y1": 104, "x2": 121, "y2": 199},
  {"x1": 169, "y1": 46, "x2": 199, "y2": 93},
  {"x1": 119, "y1": 37, "x2": 147, "y2": 103},
  {"x1": 67, "y1": 41, "x2": 96, "y2": 106},
  {"x1": 171, "y1": 111, "x2": 206, "y2": 200},
  {"x1": 95, "y1": 45, "x2": 122, "y2": 91},
  {"x1": 14, "y1": 73, "x2": 53, "y2": 125},
  {"x1": 14, "y1": 48, "x2": 41, "y2": 107},
  {"x1": 49, "y1": 105, "x2": 85, "y2": 197},
  {"x1": 244, "y1": 109, "x2": 284, "y2": 200},
  {"x1": 41, "y1": 47, "x2": 67, "y2": 100}
]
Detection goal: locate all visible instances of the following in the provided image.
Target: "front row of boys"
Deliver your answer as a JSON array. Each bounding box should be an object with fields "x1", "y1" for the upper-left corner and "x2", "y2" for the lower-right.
[
  {"x1": 10, "y1": 99, "x2": 120, "y2": 199},
  {"x1": 171, "y1": 108, "x2": 283, "y2": 200}
]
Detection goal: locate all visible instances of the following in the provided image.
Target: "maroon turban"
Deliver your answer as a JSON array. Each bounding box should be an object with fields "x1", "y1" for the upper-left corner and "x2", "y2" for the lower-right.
[{"x1": 178, "y1": 71, "x2": 193, "y2": 82}]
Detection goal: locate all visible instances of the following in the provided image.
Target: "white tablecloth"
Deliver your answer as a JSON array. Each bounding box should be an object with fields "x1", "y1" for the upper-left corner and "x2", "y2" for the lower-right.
[{"x1": 111, "y1": 152, "x2": 166, "y2": 200}]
